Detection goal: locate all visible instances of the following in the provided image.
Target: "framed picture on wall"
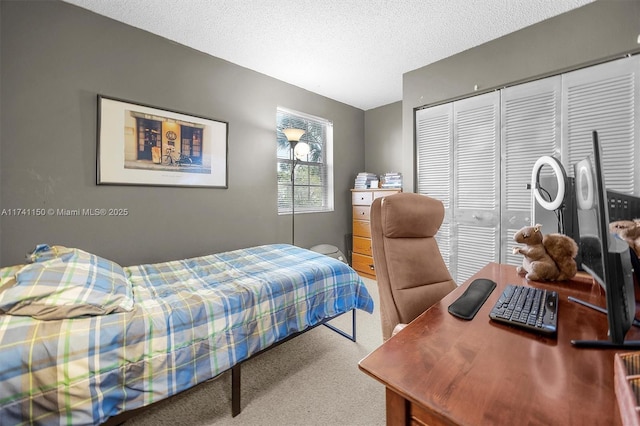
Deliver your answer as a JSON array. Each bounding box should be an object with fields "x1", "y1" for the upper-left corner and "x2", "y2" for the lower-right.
[{"x1": 97, "y1": 95, "x2": 228, "y2": 188}]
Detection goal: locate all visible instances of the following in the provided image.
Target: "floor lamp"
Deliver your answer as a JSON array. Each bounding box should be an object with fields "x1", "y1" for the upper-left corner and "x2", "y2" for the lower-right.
[{"x1": 282, "y1": 128, "x2": 309, "y2": 246}]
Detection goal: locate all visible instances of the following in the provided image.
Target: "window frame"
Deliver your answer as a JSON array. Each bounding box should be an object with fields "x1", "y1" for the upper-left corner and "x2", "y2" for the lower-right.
[{"x1": 277, "y1": 107, "x2": 334, "y2": 215}]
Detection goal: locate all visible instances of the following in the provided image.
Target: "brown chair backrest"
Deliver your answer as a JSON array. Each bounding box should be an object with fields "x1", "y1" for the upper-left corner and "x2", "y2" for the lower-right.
[{"x1": 370, "y1": 192, "x2": 457, "y2": 340}]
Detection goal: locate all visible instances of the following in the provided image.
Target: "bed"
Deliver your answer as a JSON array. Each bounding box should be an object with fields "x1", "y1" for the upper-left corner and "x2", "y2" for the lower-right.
[{"x1": 0, "y1": 243, "x2": 374, "y2": 425}]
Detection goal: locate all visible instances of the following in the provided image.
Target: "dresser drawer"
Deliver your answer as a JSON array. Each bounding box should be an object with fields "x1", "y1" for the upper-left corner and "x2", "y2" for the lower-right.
[
  {"x1": 352, "y1": 191, "x2": 374, "y2": 206},
  {"x1": 352, "y1": 252, "x2": 375, "y2": 276},
  {"x1": 353, "y1": 220, "x2": 371, "y2": 238},
  {"x1": 353, "y1": 236, "x2": 372, "y2": 256},
  {"x1": 353, "y1": 205, "x2": 370, "y2": 221},
  {"x1": 374, "y1": 189, "x2": 400, "y2": 200}
]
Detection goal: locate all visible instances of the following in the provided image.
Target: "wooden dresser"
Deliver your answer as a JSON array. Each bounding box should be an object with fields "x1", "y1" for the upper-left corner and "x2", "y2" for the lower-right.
[{"x1": 351, "y1": 188, "x2": 401, "y2": 279}]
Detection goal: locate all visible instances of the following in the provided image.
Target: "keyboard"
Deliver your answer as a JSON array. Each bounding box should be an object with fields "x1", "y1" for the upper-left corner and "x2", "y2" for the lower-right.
[{"x1": 489, "y1": 284, "x2": 558, "y2": 336}]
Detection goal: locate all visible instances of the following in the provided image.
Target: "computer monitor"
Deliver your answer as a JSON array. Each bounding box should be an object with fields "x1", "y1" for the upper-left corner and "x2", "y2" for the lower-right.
[{"x1": 571, "y1": 130, "x2": 639, "y2": 348}]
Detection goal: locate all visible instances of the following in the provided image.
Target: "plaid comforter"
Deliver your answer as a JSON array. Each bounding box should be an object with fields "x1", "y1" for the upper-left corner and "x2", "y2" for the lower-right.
[{"x1": 0, "y1": 244, "x2": 374, "y2": 425}]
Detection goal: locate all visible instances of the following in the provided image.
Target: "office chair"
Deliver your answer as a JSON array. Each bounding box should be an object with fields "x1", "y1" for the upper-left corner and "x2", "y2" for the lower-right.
[{"x1": 370, "y1": 192, "x2": 457, "y2": 341}]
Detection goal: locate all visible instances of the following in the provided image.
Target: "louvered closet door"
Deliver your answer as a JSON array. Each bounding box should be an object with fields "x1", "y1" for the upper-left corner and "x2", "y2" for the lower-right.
[
  {"x1": 453, "y1": 92, "x2": 500, "y2": 284},
  {"x1": 501, "y1": 77, "x2": 562, "y2": 266},
  {"x1": 415, "y1": 103, "x2": 454, "y2": 272},
  {"x1": 562, "y1": 56, "x2": 640, "y2": 195}
]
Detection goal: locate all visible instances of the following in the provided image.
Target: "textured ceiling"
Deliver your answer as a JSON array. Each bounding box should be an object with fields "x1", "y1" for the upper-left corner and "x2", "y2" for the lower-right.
[{"x1": 62, "y1": 0, "x2": 595, "y2": 110}]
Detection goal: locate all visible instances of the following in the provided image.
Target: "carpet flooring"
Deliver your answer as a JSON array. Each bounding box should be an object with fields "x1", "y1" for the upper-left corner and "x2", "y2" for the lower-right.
[{"x1": 124, "y1": 277, "x2": 385, "y2": 426}]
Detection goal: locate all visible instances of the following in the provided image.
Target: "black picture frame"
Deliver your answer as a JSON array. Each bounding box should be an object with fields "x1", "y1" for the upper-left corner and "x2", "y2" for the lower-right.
[{"x1": 97, "y1": 95, "x2": 228, "y2": 188}]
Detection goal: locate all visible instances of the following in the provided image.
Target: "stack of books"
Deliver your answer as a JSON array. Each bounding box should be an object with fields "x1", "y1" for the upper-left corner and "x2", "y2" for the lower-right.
[
  {"x1": 381, "y1": 172, "x2": 403, "y2": 189},
  {"x1": 354, "y1": 172, "x2": 378, "y2": 189}
]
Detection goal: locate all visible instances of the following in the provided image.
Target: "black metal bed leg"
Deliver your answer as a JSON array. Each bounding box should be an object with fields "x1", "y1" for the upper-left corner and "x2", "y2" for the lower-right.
[
  {"x1": 323, "y1": 308, "x2": 357, "y2": 342},
  {"x1": 229, "y1": 309, "x2": 356, "y2": 417},
  {"x1": 231, "y1": 364, "x2": 241, "y2": 417}
]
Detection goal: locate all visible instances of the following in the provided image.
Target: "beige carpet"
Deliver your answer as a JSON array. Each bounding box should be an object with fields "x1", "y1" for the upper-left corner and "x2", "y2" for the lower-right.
[{"x1": 124, "y1": 278, "x2": 385, "y2": 426}]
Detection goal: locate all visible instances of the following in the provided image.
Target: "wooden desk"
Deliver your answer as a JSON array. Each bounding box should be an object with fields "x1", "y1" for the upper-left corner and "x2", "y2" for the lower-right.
[{"x1": 359, "y1": 263, "x2": 640, "y2": 425}]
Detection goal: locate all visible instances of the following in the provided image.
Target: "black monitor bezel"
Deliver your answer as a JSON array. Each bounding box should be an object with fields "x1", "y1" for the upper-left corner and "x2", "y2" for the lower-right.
[
  {"x1": 591, "y1": 131, "x2": 628, "y2": 343},
  {"x1": 571, "y1": 130, "x2": 636, "y2": 348}
]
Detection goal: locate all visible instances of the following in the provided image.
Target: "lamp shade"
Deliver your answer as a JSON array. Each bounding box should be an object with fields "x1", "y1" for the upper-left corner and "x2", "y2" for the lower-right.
[{"x1": 283, "y1": 128, "x2": 305, "y2": 142}]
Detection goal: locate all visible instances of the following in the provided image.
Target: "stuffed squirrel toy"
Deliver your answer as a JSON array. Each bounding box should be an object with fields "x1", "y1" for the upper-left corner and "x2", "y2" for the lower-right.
[
  {"x1": 513, "y1": 224, "x2": 578, "y2": 281},
  {"x1": 610, "y1": 219, "x2": 640, "y2": 258}
]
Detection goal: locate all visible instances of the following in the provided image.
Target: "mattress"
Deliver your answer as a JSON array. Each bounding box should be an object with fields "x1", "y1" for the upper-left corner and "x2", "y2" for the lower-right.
[{"x1": 0, "y1": 243, "x2": 373, "y2": 425}]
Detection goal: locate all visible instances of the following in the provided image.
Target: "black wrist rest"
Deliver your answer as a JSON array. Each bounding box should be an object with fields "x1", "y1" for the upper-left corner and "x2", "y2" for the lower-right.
[{"x1": 447, "y1": 278, "x2": 496, "y2": 320}]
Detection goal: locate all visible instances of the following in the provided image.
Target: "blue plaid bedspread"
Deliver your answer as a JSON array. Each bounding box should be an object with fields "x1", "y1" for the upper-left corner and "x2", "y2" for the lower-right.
[{"x1": 0, "y1": 244, "x2": 373, "y2": 425}]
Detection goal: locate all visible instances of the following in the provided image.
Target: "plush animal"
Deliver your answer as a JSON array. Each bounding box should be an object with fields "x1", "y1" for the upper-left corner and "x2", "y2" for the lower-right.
[
  {"x1": 610, "y1": 219, "x2": 640, "y2": 257},
  {"x1": 513, "y1": 224, "x2": 578, "y2": 281}
]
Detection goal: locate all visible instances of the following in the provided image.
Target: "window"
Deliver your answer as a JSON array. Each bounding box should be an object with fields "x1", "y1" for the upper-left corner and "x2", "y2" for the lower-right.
[{"x1": 277, "y1": 108, "x2": 333, "y2": 214}]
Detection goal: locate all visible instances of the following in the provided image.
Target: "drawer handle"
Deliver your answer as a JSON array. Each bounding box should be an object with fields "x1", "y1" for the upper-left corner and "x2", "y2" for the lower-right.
[
  {"x1": 369, "y1": 264, "x2": 375, "y2": 270},
  {"x1": 361, "y1": 212, "x2": 365, "y2": 215}
]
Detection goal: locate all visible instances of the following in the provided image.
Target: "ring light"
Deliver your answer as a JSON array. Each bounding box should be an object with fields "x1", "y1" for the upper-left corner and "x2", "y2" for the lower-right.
[
  {"x1": 531, "y1": 156, "x2": 567, "y2": 211},
  {"x1": 575, "y1": 161, "x2": 594, "y2": 210}
]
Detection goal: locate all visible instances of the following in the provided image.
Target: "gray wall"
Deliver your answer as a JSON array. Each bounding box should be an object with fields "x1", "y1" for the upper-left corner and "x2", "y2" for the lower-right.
[
  {"x1": 363, "y1": 101, "x2": 402, "y2": 176},
  {"x1": 0, "y1": 0, "x2": 365, "y2": 267},
  {"x1": 0, "y1": 0, "x2": 3, "y2": 265},
  {"x1": 401, "y1": 0, "x2": 640, "y2": 191}
]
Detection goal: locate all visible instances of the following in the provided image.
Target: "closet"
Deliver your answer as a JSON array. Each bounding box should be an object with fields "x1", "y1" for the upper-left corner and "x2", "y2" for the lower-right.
[{"x1": 416, "y1": 55, "x2": 640, "y2": 284}]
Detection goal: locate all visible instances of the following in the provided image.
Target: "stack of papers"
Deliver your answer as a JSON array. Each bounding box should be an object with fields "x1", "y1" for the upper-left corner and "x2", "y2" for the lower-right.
[
  {"x1": 354, "y1": 172, "x2": 378, "y2": 189},
  {"x1": 381, "y1": 172, "x2": 403, "y2": 189}
]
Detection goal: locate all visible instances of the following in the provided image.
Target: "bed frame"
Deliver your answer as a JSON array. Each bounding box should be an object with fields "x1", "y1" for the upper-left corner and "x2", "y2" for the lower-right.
[
  {"x1": 231, "y1": 308, "x2": 356, "y2": 416},
  {"x1": 103, "y1": 309, "x2": 357, "y2": 424}
]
